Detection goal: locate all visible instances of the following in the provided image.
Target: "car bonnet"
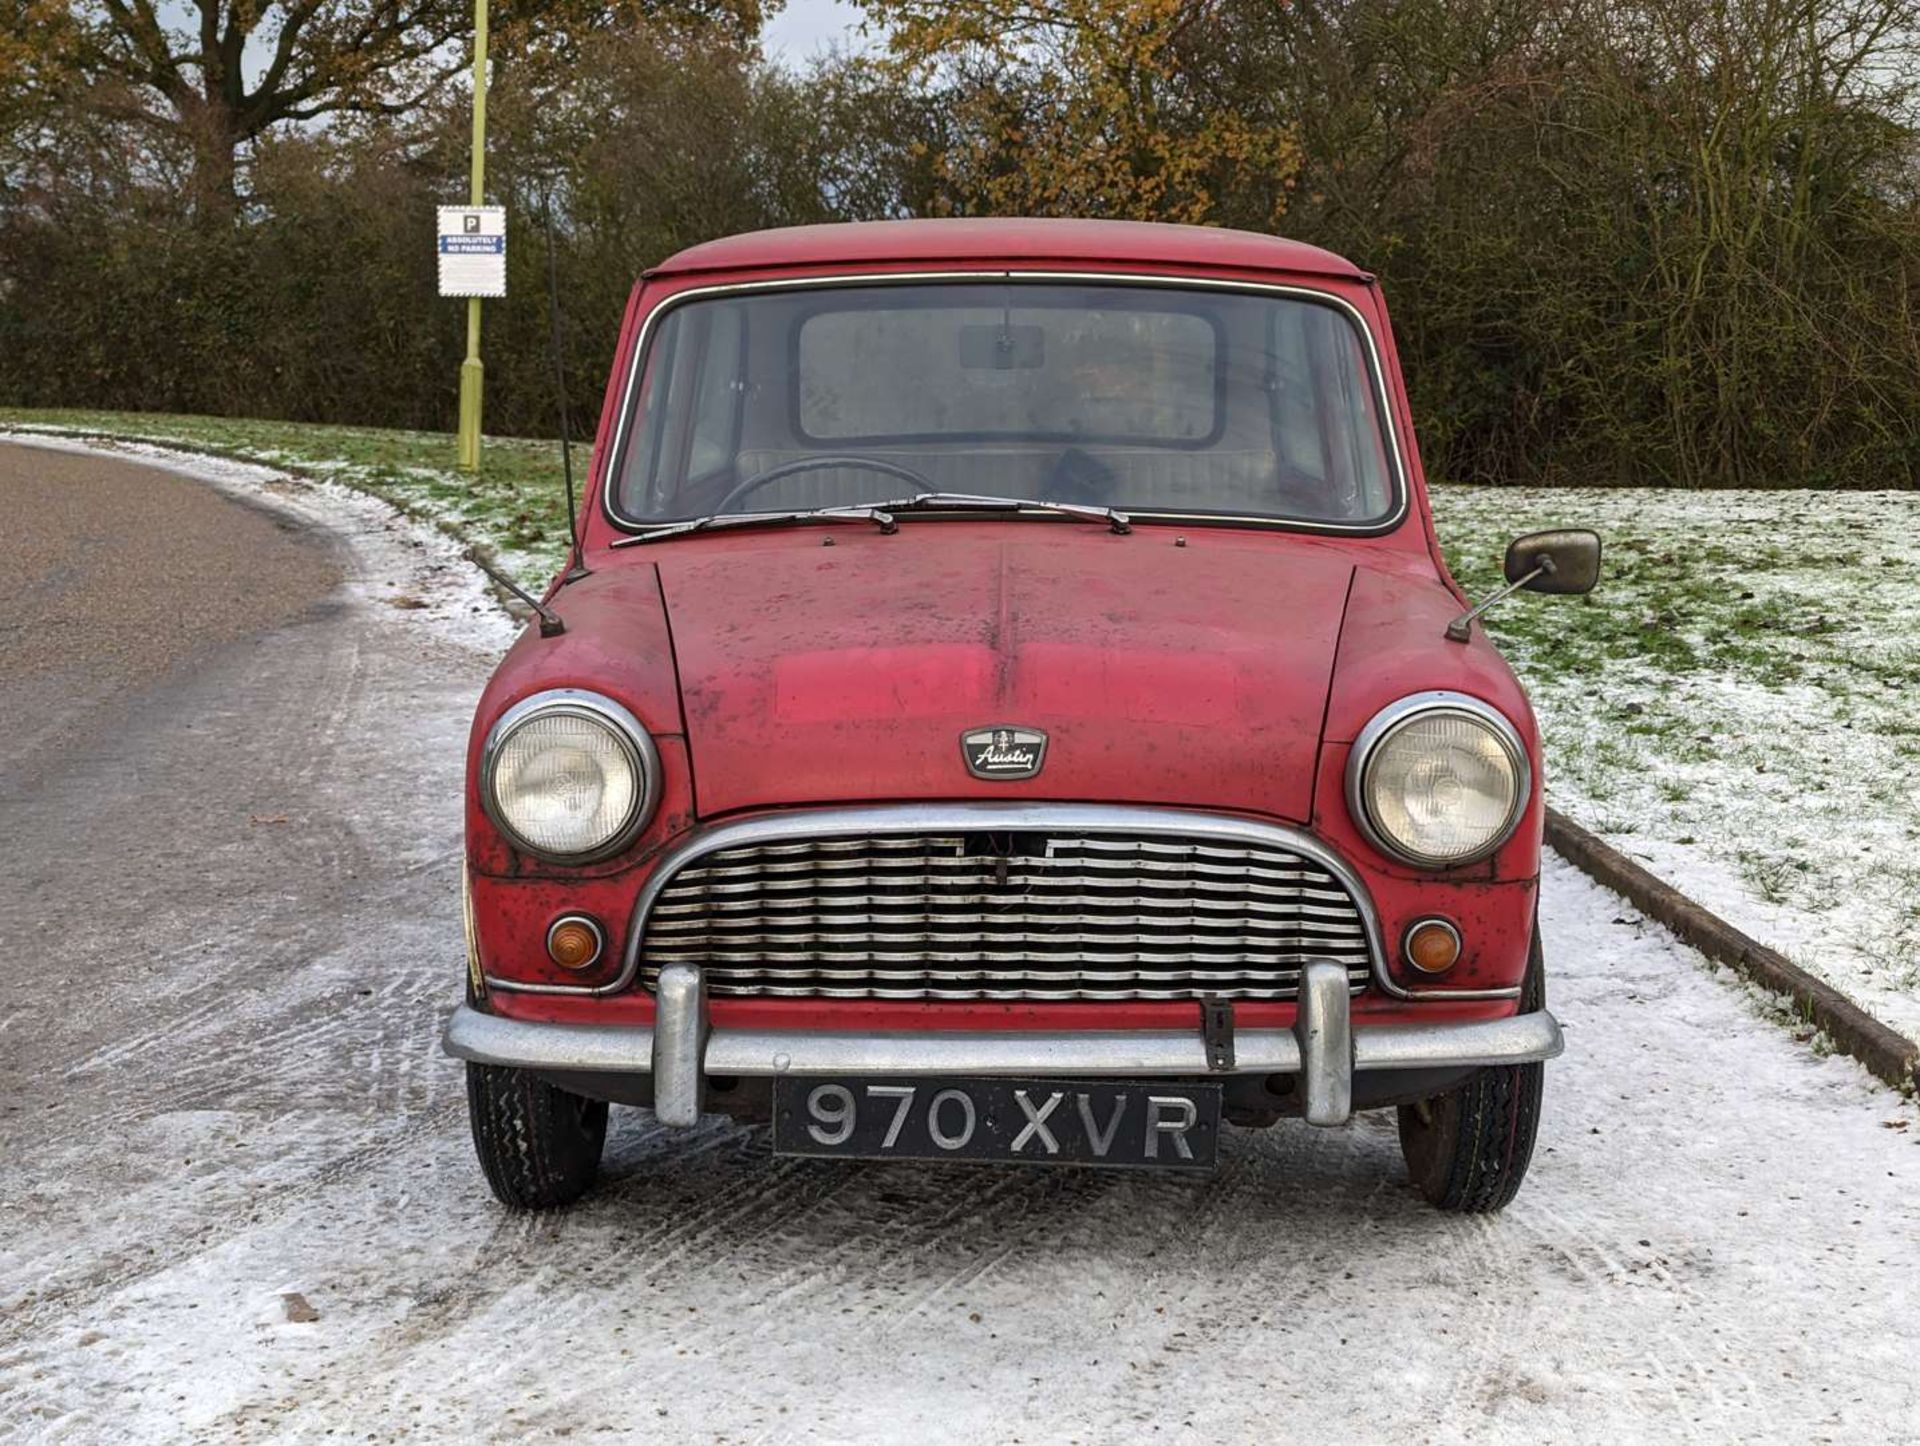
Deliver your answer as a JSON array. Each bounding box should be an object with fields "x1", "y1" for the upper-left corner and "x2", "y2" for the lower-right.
[{"x1": 653, "y1": 525, "x2": 1354, "y2": 822}]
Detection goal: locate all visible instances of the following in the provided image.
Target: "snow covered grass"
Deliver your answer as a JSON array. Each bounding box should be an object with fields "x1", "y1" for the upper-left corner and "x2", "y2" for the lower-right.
[
  {"x1": 1436, "y1": 486, "x2": 1920, "y2": 1050},
  {"x1": 4, "y1": 409, "x2": 1913, "y2": 1049}
]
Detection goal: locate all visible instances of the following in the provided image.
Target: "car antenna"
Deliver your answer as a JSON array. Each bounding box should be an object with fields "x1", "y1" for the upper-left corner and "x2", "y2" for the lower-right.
[
  {"x1": 542, "y1": 187, "x2": 586, "y2": 581},
  {"x1": 468, "y1": 548, "x2": 566, "y2": 637}
]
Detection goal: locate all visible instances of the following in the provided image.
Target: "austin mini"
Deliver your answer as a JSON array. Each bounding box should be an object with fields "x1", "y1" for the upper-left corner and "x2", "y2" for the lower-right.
[{"x1": 444, "y1": 218, "x2": 1599, "y2": 1213}]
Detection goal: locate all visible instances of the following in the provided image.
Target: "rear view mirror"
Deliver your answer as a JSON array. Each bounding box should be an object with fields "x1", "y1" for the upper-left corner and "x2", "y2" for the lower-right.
[{"x1": 1505, "y1": 529, "x2": 1602, "y2": 596}]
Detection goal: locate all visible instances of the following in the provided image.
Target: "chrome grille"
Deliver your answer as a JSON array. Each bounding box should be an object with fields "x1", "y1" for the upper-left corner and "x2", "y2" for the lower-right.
[{"x1": 639, "y1": 831, "x2": 1373, "y2": 1001}]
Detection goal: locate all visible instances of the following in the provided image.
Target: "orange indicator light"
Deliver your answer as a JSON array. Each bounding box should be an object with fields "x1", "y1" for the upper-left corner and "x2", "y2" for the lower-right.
[
  {"x1": 547, "y1": 916, "x2": 605, "y2": 971},
  {"x1": 1405, "y1": 919, "x2": 1463, "y2": 975}
]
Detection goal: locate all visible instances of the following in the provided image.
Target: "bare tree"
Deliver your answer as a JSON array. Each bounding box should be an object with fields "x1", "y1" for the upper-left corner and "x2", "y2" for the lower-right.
[
  {"x1": 5, "y1": 0, "x2": 773, "y2": 214},
  {"x1": 9, "y1": 2, "x2": 476, "y2": 211}
]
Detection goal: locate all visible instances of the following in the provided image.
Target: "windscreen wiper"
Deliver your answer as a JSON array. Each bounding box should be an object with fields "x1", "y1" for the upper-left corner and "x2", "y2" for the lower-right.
[
  {"x1": 612, "y1": 504, "x2": 900, "y2": 546},
  {"x1": 871, "y1": 492, "x2": 1132, "y2": 535}
]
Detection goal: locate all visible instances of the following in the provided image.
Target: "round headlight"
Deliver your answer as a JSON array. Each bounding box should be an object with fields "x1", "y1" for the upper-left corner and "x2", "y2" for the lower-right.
[
  {"x1": 1348, "y1": 693, "x2": 1529, "y2": 868},
  {"x1": 483, "y1": 690, "x2": 658, "y2": 861}
]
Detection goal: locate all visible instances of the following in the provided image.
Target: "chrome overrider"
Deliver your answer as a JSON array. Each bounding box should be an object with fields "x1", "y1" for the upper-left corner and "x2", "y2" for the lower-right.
[{"x1": 444, "y1": 960, "x2": 1565, "y2": 1130}]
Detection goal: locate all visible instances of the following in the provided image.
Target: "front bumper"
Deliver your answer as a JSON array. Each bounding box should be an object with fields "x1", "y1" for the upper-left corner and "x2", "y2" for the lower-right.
[{"x1": 445, "y1": 961, "x2": 1563, "y2": 1129}]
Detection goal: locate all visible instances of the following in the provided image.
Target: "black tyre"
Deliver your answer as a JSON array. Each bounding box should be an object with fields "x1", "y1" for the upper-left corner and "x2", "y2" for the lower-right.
[
  {"x1": 1396, "y1": 927, "x2": 1546, "y2": 1213},
  {"x1": 465, "y1": 1062, "x2": 609, "y2": 1210}
]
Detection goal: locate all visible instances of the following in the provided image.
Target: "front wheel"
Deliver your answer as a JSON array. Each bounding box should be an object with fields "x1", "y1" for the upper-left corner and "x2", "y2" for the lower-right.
[
  {"x1": 465, "y1": 1062, "x2": 608, "y2": 1210},
  {"x1": 1396, "y1": 927, "x2": 1547, "y2": 1213}
]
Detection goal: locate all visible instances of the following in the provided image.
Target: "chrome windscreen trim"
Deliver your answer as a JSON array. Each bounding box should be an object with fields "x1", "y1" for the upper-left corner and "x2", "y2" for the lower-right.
[{"x1": 598, "y1": 269, "x2": 1412, "y2": 540}]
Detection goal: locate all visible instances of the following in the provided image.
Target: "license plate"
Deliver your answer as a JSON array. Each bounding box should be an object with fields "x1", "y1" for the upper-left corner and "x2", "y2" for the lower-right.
[{"x1": 772, "y1": 1076, "x2": 1220, "y2": 1171}]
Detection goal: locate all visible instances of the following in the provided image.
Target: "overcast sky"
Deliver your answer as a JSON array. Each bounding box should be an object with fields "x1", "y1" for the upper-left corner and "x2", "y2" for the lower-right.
[{"x1": 762, "y1": 0, "x2": 871, "y2": 61}]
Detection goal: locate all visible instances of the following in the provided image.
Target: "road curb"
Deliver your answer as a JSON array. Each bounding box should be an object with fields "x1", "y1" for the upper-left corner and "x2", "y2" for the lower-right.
[
  {"x1": 0, "y1": 425, "x2": 537, "y2": 612},
  {"x1": 1546, "y1": 807, "x2": 1918, "y2": 1094}
]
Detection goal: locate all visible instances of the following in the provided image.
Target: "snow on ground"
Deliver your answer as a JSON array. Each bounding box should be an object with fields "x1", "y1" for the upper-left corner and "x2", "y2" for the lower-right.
[
  {"x1": 0, "y1": 437, "x2": 1915, "y2": 1442},
  {"x1": 5, "y1": 855, "x2": 1917, "y2": 1443},
  {"x1": 1436, "y1": 486, "x2": 1920, "y2": 1047}
]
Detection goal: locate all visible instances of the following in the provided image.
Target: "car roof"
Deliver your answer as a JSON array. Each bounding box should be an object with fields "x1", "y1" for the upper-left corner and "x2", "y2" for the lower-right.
[{"x1": 648, "y1": 218, "x2": 1368, "y2": 282}]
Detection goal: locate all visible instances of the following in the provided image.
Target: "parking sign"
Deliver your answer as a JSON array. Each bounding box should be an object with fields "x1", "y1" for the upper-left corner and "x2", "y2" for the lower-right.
[{"x1": 437, "y1": 206, "x2": 506, "y2": 298}]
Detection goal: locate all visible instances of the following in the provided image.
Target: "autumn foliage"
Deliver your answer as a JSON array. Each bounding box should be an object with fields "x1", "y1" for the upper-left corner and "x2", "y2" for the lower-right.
[{"x1": 864, "y1": 0, "x2": 1300, "y2": 225}]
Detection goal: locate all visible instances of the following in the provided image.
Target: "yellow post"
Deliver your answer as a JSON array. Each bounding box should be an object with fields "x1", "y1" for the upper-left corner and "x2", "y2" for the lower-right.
[{"x1": 456, "y1": 0, "x2": 489, "y2": 472}]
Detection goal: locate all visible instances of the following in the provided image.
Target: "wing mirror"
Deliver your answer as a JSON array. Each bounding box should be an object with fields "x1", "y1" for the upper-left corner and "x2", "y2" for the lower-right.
[
  {"x1": 1504, "y1": 529, "x2": 1601, "y2": 596},
  {"x1": 1446, "y1": 529, "x2": 1602, "y2": 642}
]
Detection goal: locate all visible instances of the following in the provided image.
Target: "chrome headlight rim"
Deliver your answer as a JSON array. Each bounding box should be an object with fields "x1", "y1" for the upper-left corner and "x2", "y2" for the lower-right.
[
  {"x1": 481, "y1": 688, "x2": 660, "y2": 864},
  {"x1": 1345, "y1": 690, "x2": 1531, "y2": 870}
]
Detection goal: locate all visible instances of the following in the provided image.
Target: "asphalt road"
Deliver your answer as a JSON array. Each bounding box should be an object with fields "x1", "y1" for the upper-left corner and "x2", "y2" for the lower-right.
[
  {"x1": 0, "y1": 443, "x2": 341, "y2": 790},
  {"x1": 0, "y1": 439, "x2": 1916, "y2": 1443}
]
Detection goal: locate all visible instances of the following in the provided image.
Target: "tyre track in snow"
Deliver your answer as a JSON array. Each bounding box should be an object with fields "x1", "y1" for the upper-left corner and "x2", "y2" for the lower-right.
[
  {"x1": 0, "y1": 1107, "x2": 463, "y2": 1359},
  {"x1": 264, "y1": 1139, "x2": 1123, "y2": 1427},
  {"x1": 2, "y1": 440, "x2": 1918, "y2": 1443},
  {"x1": 0, "y1": 438, "x2": 512, "y2": 1377},
  {"x1": 200, "y1": 1130, "x2": 900, "y2": 1423},
  {"x1": 1510, "y1": 1196, "x2": 1764, "y2": 1427}
]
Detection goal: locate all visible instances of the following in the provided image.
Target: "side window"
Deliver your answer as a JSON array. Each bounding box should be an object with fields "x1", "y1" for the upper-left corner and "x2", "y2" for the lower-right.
[
  {"x1": 628, "y1": 310, "x2": 686, "y2": 513},
  {"x1": 1327, "y1": 322, "x2": 1391, "y2": 517}
]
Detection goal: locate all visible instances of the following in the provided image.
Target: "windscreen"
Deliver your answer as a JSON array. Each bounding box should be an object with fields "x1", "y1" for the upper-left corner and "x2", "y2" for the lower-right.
[{"x1": 615, "y1": 281, "x2": 1397, "y2": 527}]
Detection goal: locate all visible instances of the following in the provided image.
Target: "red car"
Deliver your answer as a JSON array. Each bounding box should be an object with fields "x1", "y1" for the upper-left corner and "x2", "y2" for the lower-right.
[{"x1": 444, "y1": 219, "x2": 1598, "y2": 1213}]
